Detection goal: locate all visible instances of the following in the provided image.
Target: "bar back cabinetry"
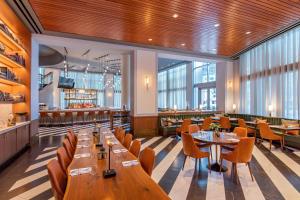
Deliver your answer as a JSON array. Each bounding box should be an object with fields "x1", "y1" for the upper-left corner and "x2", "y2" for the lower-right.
[{"x1": 0, "y1": 123, "x2": 30, "y2": 166}]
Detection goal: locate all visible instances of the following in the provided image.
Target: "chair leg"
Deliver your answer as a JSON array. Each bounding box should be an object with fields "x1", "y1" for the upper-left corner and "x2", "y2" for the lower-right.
[
  {"x1": 234, "y1": 163, "x2": 239, "y2": 184},
  {"x1": 209, "y1": 146, "x2": 213, "y2": 160},
  {"x1": 269, "y1": 140, "x2": 272, "y2": 150},
  {"x1": 247, "y1": 162, "x2": 254, "y2": 181},
  {"x1": 182, "y1": 155, "x2": 187, "y2": 170},
  {"x1": 280, "y1": 138, "x2": 283, "y2": 151},
  {"x1": 208, "y1": 156, "x2": 211, "y2": 174},
  {"x1": 219, "y1": 158, "x2": 223, "y2": 174}
]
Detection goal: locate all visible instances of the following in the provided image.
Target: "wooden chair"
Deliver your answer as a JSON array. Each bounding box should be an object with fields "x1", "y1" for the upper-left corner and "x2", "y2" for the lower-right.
[
  {"x1": 87, "y1": 111, "x2": 96, "y2": 123},
  {"x1": 76, "y1": 111, "x2": 85, "y2": 124},
  {"x1": 129, "y1": 139, "x2": 141, "y2": 158},
  {"x1": 47, "y1": 160, "x2": 67, "y2": 200},
  {"x1": 188, "y1": 124, "x2": 212, "y2": 157},
  {"x1": 238, "y1": 118, "x2": 256, "y2": 138},
  {"x1": 258, "y1": 122, "x2": 283, "y2": 150},
  {"x1": 139, "y1": 147, "x2": 155, "y2": 176},
  {"x1": 63, "y1": 139, "x2": 74, "y2": 159},
  {"x1": 200, "y1": 117, "x2": 212, "y2": 131},
  {"x1": 176, "y1": 118, "x2": 192, "y2": 138},
  {"x1": 64, "y1": 111, "x2": 73, "y2": 126},
  {"x1": 40, "y1": 112, "x2": 50, "y2": 126},
  {"x1": 115, "y1": 129, "x2": 125, "y2": 144},
  {"x1": 52, "y1": 112, "x2": 62, "y2": 126},
  {"x1": 220, "y1": 117, "x2": 231, "y2": 132},
  {"x1": 114, "y1": 126, "x2": 123, "y2": 136},
  {"x1": 220, "y1": 137, "x2": 255, "y2": 183},
  {"x1": 123, "y1": 133, "x2": 133, "y2": 149},
  {"x1": 181, "y1": 132, "x2": 211, "y2": 172},
  {"x1": 57, "y1": 147, "x2": 72, "y2": 173}
]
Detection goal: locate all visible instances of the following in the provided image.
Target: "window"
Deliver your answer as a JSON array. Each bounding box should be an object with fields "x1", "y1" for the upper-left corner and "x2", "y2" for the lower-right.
[
  {"x1": 157, "y1": 64, "x2": 187, "y2": 109},
  {"x1": 113, "y1": 75, "x2": 122, "y2": 108},
  {"x1": 240, "y1": 25, "x2": 300, "y2": 119},
  {"x1": 193, "y1": 62, "x2": 217, "y2": 109}
]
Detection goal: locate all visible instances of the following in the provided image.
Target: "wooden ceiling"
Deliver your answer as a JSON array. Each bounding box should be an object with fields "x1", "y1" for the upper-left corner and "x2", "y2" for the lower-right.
[{"x1": 28, "y1": 0, "x2": 300, "y2": 57}]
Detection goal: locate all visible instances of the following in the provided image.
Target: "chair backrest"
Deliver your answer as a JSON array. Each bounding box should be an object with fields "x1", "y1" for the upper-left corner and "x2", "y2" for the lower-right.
[
  {"x1": 57, "y1": 147, "x2": 72, "y2": 173},
  {"x1": 47, "y1": 160, "x2": 67, "y2": 200},
  {"x1": 181, "y1": 119, "x2": 192, "y2": 133},
  {"x1": 115, "y1": 129, "x2": 125, "y2": 143},
  {"x1": 233, "y1": 127, "x2": 247, "y2": 137},
  {"x1": 220, "y1": 117, "x2": 231, "y2": 129},
  {"x1": 66, "y1": 132, "x2": 76, "y2": 149},
  {"x1": 53, "y1": 112, "x2": 61, "y2": 118},
  {"x1": 129, "y1": 139, "x2": 141, "y2": 158},
  {"x1": 181, "y1": 132, "x2": 196, "y2": 156},
  {"x1": 189, "y1": 124, "x2": 199, "y2": 134},
  {"x1": 77, "y1": 111, "x2": 84, "y2": 117},
  {"x1": 123, "y1": 134, "x2": 133, "y2": 149},
  {"x1": 65, "y1": 112, "x2": 73, "y2": 118},
  {"x1": 63, "y1": 139, "x2": 74, "y2": 159},
  {"x1": 237, "y1": 137, "x2": 255, "y2": 163},
  {"x1": 238, "y1": 118, "x2": 247, "y2": 128},
  {"x1": 202, "y1": 117, "x2": 212, "y2": 130},
  {"x1": 139, "y1": 147, "x2": 155, "y2": 176},
  {"x1": 258, "y1": 122, "x2": 273, "y2": 139}
]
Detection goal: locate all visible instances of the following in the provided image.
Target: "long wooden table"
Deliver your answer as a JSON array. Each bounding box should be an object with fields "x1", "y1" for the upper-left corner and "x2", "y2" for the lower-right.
[{"x1": 64, "y1": 128, "x2": 170, "y2": 200}]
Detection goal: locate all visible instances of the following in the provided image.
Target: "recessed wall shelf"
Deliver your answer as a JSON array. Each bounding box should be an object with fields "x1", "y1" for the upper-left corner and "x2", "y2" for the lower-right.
[
  {"x1": 0, "y1": 100, "x2": 25, "y2": 104},
  {"x1": 0, "y1": 77, "x2": 23, "y2": 86},
  {"x1": 0, "y1": 28, "x2": 25, "y2": 52},
  {"x1": 0, "y1": 54, "x2": 25, "y2": 69}
]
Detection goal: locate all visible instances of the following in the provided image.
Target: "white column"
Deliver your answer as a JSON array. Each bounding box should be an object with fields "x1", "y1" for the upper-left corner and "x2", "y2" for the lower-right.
[
  {"x1": 133, "y1": 50, "x2": 158, "y2": 116},
  {"x1": 104, "y1": 73, "x2": 114, "y2": 107},
  {"x1": 30, "y1": 39, "x2": 39, "y2": 120},
  {"x1": 121, "y1": 53, "x2": 130, "y2": 109},
  {"x1": 186, "y1": 62, "x2": 193, "y2": 109}
]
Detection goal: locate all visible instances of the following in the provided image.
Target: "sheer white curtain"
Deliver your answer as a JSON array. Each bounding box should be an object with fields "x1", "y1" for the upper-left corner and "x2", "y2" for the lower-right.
[
  {"x1": 113, "y1": 75, "x2": 121, "y2": 108},
  {"x1": 240, "y1": 26, "x2": 300, "y2": 119},
  {"x1": 157, "y1": 64, "x2": 187, "y2": 109},
  {"x1": 168, "y1": 65, "x2": 186, "y2": 109}
]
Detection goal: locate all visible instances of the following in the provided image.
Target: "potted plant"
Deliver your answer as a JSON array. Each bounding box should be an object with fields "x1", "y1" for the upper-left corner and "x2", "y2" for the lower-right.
[{"x1": 210, "y1": 123, "x2": 221, "y2": 137}]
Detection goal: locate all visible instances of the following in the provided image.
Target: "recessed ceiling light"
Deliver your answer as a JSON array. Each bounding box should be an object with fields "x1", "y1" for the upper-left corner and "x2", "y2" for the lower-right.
[
  {"x1": 148, "y1": 38, "x2": 152, "y2": 41},
  {"x1": 181, "y1": 43, "x2": 185, "y2": 46},
  {"x1": 246, "y1": 31, "x2": 251, "y2": 35},
  {"x1": 173, "y1": 14, "x2": 178, "y2": 18},
  {"x1": 214, "y1": 24, "x2": 220, "y2": 27}
]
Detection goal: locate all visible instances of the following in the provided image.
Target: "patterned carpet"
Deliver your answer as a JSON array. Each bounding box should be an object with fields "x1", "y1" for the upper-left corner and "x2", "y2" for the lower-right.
[{"x1": 0, "y1": 124, "x2": 300, "y2": 200}]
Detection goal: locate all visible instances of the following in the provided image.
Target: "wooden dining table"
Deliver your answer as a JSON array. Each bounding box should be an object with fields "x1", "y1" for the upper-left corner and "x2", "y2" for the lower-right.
[
  {"x1": 269, "y1": 125, "x2": 300, "y2": 150},
  {"x1": 193, "y1": 131, "x2": 240, "y2": 172},
  {"x1": 64, "y1": 128, "x2": 170, "y2": 200}
]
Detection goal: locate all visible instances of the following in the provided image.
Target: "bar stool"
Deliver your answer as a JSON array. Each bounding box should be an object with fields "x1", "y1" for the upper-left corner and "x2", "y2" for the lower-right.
[
  {"x1": 64, "y1": 111, "x2": 73, "y2": 126},
  {"x1": 87, "y1": 111, "x2": 96, "y2": 123},
  {"x1": 97, "y1": 110, "x2": 104, "y2": 122},
  {"x1": 52, "y1": 112, "x2": 62, "y2": 126},
  {"x1": 76, "y1": 111, "x2": 85, "y2": 125},
  {"x1": 39, "y1": 112, "x2": 50, "y2": 127}
]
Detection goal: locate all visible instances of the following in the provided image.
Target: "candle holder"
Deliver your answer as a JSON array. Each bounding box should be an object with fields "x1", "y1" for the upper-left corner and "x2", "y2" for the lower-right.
[{"x1": 103, "y1": 142, "x2": 116, "y2": 178}]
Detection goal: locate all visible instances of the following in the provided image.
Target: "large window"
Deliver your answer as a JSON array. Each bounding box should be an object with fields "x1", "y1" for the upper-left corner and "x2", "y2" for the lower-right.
[
  {"x1": 193, "y1": 62, "x2": 216, "y2": 110},
  {"x1": 157, "y1": 64, "x2": 187, "y2": 109},
  {"x1": 113, "y1": 75, "x2": 122, "y2": 108},
  {"x1": 240, "y1": 25, "x2": 300, "y2": 119}
]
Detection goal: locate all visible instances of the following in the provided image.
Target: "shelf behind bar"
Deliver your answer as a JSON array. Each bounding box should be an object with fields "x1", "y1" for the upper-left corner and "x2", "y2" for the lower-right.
[
  {"x1": 0, "y1": 28, "x2": 25, "y2": 52},
  {"x1": 0, "y1": 53, "x2": 25, "y2": 68},
  {"x1": 0, "y1": 77, "x2": 23, "y2": 86}
]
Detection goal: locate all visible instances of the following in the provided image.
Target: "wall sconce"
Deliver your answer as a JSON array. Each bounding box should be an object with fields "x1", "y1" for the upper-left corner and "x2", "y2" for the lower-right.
[
  {"x1": 268, "y1": 104, "x2": 273, "y2": 117},
  {"x1": 107, "y1": 92, "x2": 112, "y2": 97},
  {"x1": 145, "y1": 76, "x2": 150, "y2": 90},
  {"x1": 227, "y1": 80, "x2": 233, "y2": 88},
  {"x1": 232, "y1": 104, "x2": 236, "y2": 113}
]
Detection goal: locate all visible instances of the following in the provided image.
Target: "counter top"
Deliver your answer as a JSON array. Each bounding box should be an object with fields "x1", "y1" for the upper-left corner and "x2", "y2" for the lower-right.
[
  {"x1": 0, "y1": 121, "x2": 30, "y2": 135},
  {"x1": 39, "y1": 108, "x2": 121, "y2": 113}
]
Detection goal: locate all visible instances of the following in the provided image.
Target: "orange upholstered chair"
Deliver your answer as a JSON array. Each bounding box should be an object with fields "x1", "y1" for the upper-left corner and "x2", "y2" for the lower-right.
[
  {"x1": 47, "y1": 160, "x2": 67, "y2": 200},
  {"x1": 123, "y1": 134, "x2": 133, "y2": 149},
  {"x1": 233, "y1": 127, "x2": 247, "y2": 137},
  {"x1": 258, "y1": 122, "x2": 283, "y2": 150},
  {"x1": 176, "y1": 119, "x2": 192, "y2": 137},
  {"x1": 129, "y1": 139, "x2": 141, "y2": 158},
  {"x1": 63, "y1": 139, "x2": 74, "y2": 159},
  {"x1": 188, "y1": 124, "x2": 199, "y2": 134},
  {"x1": 114, "y1": 126, "x2": 123, "y2": 135},
  {"x1": 200, "y1": 117, "x2": 212, "y2": 131},
  {"x1": 220, "y1": 117, "x2": 231, "y2": 132},
  {"x1": 66, "y1": 132, "x2": 77, "y2": 150},
  {"x1": 115, "y1": 129, "x2": 125, "y2": 144},
  {"x1": 238, "y1": 118, "x2": 256, "y2": 138},
  {"x1": 57, "y1": 147, "x2": 72, "y2": 173},
  {"x1": 139, "y1": 147, "x2": 155, "y2": 176},
  {"x1": 181, "y1": 132, "x2": 211, "y2": 172},
  {"x1": 220, "y1": 137, "x2": 255, "y2": 182}
]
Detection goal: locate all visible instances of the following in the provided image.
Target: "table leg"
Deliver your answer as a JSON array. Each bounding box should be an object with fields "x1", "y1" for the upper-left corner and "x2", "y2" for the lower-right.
[{"x1": 207, "y1": 144, "x2": 227, "y2": 172}]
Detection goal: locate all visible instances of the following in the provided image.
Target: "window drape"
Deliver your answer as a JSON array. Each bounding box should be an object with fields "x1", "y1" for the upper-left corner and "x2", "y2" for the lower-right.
[
  {"x1": 114, "y1": 75, "x2": 122, "y2": 108},
  {"x1": 240, "y1": 26, "x2": 300, "y2": 119}
]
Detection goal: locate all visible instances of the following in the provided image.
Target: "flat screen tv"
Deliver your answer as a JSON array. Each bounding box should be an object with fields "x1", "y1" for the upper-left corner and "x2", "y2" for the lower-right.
[{"x1": 58, "y1": 76, "x2": 75, "y2": 89}]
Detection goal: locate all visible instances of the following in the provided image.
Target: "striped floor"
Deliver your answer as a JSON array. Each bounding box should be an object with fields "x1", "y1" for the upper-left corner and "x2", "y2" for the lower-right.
[{"x1": 0, "y1": 126, "x2": 300, "y2": 200}]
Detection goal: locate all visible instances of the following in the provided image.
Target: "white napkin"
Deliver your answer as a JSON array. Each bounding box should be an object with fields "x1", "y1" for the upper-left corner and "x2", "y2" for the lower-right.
[
  {"x1": 78, "y1": 138, "x2": 91, "y2": 141},
  {"x1": 76, "y1": 144, "x2": 90, "y2": 149},
  {"x1": 69, "y1": 167, "x2": 92, "y2": 176},
  {"x1": 74, "y1": 153, "x2": 91, "y2": 159},
  {"x1": 113, "y1": 149, "x2": 128, "y2": 154},
  {"x1": 227, "y1": 138, "x2": 239, "y2": 142},
  {"x1": 122, "y1": 160, "x2": 139, "y2": 167}
]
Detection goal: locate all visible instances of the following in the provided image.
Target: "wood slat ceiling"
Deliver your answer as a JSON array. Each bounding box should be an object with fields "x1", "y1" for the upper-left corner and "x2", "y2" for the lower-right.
[{"x1": 28, "y1": 0, "x2": 300, "y2": 57}]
